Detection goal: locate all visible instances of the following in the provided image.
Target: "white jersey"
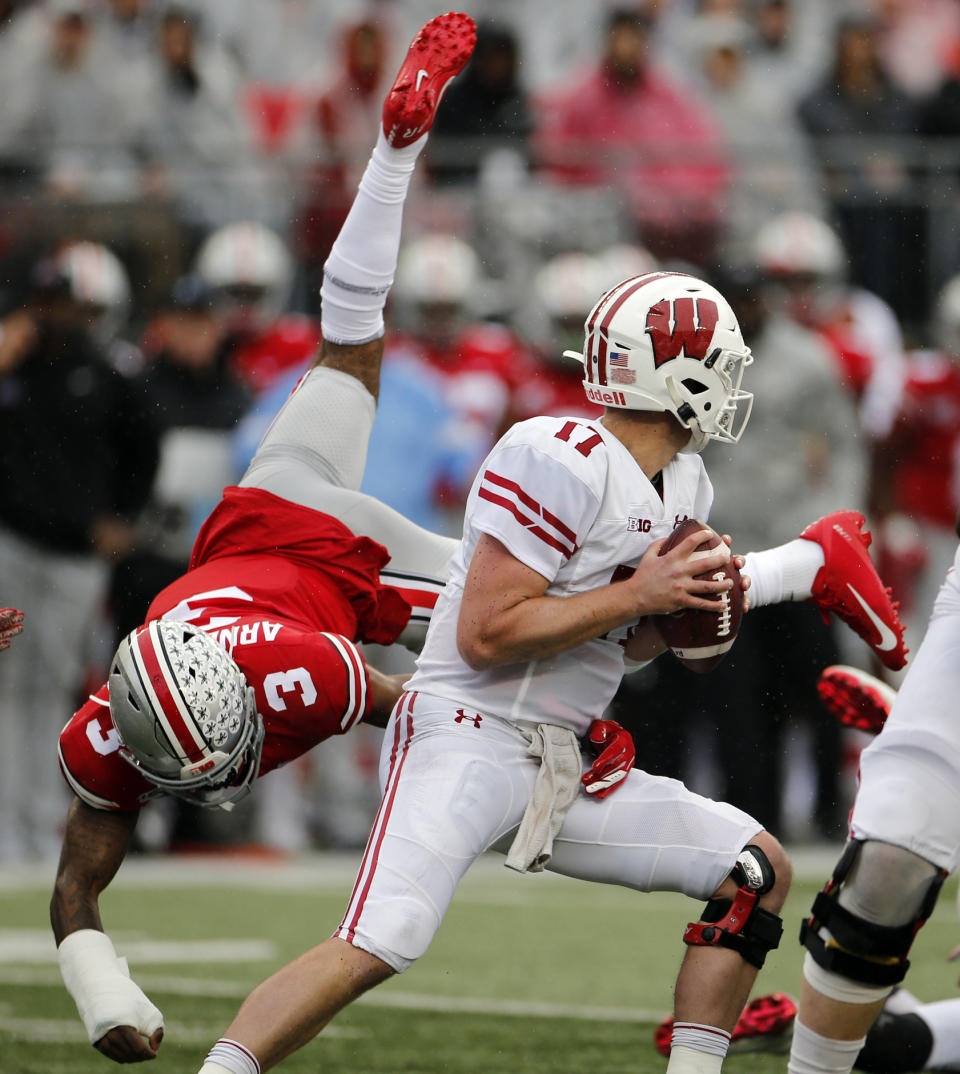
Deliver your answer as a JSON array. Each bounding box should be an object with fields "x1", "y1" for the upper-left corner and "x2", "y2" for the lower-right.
[{"x1": 407, "y1": 415, "x2": 713, "y2": 734}]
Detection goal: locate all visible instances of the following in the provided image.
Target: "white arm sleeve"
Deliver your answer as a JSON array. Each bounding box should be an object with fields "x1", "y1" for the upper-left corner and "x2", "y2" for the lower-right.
[{"x1": 58, "y1": 929, "x2": 163, "y2": 1045}]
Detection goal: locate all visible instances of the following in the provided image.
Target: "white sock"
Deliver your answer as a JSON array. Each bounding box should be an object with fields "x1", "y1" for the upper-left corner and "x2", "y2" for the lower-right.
[
  {"x1": 200, "y1": 1038, "x2": 260, "y2": 1074},
  {"x1": 787, "y1": 1019, "x2": 865, "y2": 1074},
  {"x1": 743, "y1": 539, "x2": 825, "y2": 608},
  {"x1": 320, "y1": 129, "x2": 427, "y2": 345},
  {"x1": 667, "y1": 1023, "x2": 731, "y2": 1074}
]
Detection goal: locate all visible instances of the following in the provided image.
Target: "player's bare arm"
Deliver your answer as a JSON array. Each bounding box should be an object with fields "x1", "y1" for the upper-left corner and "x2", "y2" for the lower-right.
[
  {"x1": 316, "y1": 337, "x2": 385, "y2": 403},
  {"x1": 364, "y1": 668, "x2": 409, "y2": 728},
  {"x1": 51, "y1": 801, "x2": 163, "y2": 1063},
  {"x1": 457, "y1": 527, "x2": 734, "y2": 670},
  {"x1": 51, "y1": 800, "x2": 136, "y2": 942}
]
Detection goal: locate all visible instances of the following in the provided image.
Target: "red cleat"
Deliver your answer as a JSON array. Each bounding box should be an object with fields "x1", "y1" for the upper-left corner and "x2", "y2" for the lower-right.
[
  {"x1": 655, "y1": 993, "x2": 797, "y2": 1057},
  {"x1": 800, "y1": 510, "x2": 908, "y2": 671},
  {"x1": 382, "y1": 12, "x2": 477, "y2": 148},
  {"x1": 818, "y1": 664, "x2": 896, "y2": 735}
]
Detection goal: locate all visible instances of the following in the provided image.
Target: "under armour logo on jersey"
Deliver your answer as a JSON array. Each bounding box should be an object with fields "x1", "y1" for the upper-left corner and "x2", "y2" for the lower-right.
[
  {"x1": 454, "y1": 709, "x2": 482, "y2": 728},
  {"x1": 646, "y1": 297, "x2": 719, "y2": 368}
]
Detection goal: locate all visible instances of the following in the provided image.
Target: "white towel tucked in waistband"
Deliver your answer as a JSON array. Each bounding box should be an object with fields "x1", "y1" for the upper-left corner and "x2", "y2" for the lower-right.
[{"x1": 505, "y1": 723, "x2": 583, "y2": 874}]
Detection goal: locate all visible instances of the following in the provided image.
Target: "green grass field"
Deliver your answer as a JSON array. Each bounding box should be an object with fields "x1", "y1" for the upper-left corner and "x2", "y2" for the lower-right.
[{"x1": 1, "y1": 849, "x2": 956, "y2": 1074}]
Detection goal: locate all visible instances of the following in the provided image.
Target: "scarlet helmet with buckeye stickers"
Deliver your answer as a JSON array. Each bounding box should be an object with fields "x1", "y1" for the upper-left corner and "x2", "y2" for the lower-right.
[
  {"x1": 565, "y1": 271, "x2": 753, "y2": 453},
  {"x1": 108, "y1": 620, "x2": 264, "y2": 811}
]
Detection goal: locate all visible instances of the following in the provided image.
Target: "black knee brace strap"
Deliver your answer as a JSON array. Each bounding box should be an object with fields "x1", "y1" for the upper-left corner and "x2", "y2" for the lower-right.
[
  {"x1": 799, "y1": 840, "x2": 946, "y2": 987},
  {"x1": 684, "y1": 845, "x2": 784, "y2": 969}
]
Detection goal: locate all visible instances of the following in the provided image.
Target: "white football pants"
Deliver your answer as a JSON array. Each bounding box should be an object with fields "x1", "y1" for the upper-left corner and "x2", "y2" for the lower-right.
[
  {"x1": 335, "y1": 690, "x2": 763, "y2": 972},
  {"x1": 851, "y1": 542, "x2": 960, "y2": 871}
]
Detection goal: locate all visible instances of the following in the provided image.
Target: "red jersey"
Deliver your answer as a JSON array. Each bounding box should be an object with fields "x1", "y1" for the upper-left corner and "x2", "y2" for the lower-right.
[
  {"x1": 58, "y1": 486, "x2": 411, "y2": 812},
  {"x1": 888, "y1": 350, "x2": 960, "y2": 528},
  {"x1": 392, "y1": 323, "x2": 535, "y2": 441},
  {"x1": 510, "y1": 355, "x2": 603, "y2": 423},
  {"x1": 229, "y1": 315, "x2": 321, "y2": 396}
]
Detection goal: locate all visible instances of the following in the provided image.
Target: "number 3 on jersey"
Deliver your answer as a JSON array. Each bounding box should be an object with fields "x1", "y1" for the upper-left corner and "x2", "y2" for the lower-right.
[{"x1": 264, "y1": 667, "x2": 317, "y2": 711}]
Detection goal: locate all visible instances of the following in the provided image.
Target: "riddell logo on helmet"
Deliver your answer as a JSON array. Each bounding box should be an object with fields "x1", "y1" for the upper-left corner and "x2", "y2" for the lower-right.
[
  {"x1": 188, "y1": 757, "x2": 218, "y2": 776},
  {"x1": 646, "y1": 297, "x2": 719, "y2": 369},
  {"x1": 585, "y1": 386, "x2": 627, "y2": 406}
]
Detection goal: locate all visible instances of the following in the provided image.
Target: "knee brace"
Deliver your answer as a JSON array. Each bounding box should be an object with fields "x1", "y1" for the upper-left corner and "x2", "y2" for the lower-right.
[
  {"x1": 684, "y1": 845, "x2": 784, "y2": 969},
  {"x1": 800, "y1": 839, "x2": 946, "y2": 987}
]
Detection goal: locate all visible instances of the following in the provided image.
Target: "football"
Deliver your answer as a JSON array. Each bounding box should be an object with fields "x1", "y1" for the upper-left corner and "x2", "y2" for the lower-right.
[{"x1": 652, "y1": 518, "x2": 742, "y2": 673}]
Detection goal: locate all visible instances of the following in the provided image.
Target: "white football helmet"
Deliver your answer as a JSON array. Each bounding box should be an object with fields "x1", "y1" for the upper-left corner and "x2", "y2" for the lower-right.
[
  {"x1": 533, "y1": 252, "x2": 606, "y2": 358},
  {"x1": 195, "y1": 221, "x2": 293, "y2": 325},
  {"x1": 934, "y1": 273, "x2": 960, "y2": 359},
  {"x1": 565, "y1": 271, "x2": 753, "y2": 453},
  {"x1": 595, "y1": 243, "x2": 658, "y2": 294},
  {"x1": 753, "y1": 211, "x2": 846, "y2": 280},
  {"x1": 109, "y1": 620, "x2": 264, "y2": 811},
  {"x1": 393, "y1": 233, "x2": 481, "y2": 307},
  {"x1": 55, "y1": 240, "x2": 131, "y2": 345}
]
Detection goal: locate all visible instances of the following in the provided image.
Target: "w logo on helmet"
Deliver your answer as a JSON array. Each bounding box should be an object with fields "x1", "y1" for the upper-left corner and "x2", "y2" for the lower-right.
[{"x1": 646, "y1": 297, "x2": 719, "y2": 369}]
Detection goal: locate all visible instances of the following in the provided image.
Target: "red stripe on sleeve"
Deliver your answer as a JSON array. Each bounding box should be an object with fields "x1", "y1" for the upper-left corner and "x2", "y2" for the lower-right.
[
  {"x1": 477, "y1": 488, "x2": 576, "y2": 559},
  {"x1": 483, "y1": 470, "x2": 578, "y2": 544}
]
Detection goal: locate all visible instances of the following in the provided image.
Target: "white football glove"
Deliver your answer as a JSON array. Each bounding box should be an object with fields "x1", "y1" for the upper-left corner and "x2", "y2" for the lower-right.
[{"x1": 57, "y1": 929, "x2": 164, "y2": 1045}]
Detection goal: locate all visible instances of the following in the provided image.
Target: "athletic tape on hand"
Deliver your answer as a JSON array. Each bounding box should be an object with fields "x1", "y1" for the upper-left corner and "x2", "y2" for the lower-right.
[{"x1": 57, "y1": 929, "x2": 164, "y2": 1044}]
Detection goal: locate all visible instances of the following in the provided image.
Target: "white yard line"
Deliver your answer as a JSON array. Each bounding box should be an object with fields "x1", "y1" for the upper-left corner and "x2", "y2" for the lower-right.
[
  {"x1": 0, "y1": 966, "x2": 668, "y2": 1023},
  {"x1": 0, "y1": 845, "x2": 844, "y2": 894}
]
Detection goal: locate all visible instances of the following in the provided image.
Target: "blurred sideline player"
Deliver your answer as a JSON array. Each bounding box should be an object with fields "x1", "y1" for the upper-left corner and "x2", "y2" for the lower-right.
[
  {"x1": 752, "y1": 211, "x2": 905, "y2": 444},
  {"x1": 388, "y1": 231, "x2": 532, "y2": 509},
  {"x1": 872, "y1": 273, "x2": 960, "y2": 661},
  {"x1": 195, "y1": 220, "x2": 322, "y2": 397},
  {"x1": 53, "y1": 239, "x2": 142, "y2": 374},
  {"x1": 511, "y1": 245, "x2": 657, "y2": 424},
  {"x1": 511, "y1": 249, "x2": 607, "y2": 423},
  {"x1": 51, "y1": 13, "x2": 908, "y2": 1072},
  {"x1": 784, "y1": 528, "x2": 960, "y2": 1074}
]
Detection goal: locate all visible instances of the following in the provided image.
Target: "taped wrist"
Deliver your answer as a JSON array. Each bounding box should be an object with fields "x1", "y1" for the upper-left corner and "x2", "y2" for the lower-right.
[{"x1": 58, "y1": 929, "x2": 163, "y2": 1044}]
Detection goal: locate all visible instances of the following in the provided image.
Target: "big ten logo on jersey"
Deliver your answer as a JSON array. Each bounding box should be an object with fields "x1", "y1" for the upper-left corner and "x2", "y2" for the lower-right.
[
  {"x1": 647, "y1": 297, "x2": 719, "y2": 369},
  {"x1": 627, "y1": 516, "x2": 652, "y2": 533}
]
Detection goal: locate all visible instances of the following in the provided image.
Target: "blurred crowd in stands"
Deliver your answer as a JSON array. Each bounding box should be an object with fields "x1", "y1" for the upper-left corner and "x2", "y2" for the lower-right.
[{"x1": 1, "y1": 0, "x2": 960, "y2": 861}]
